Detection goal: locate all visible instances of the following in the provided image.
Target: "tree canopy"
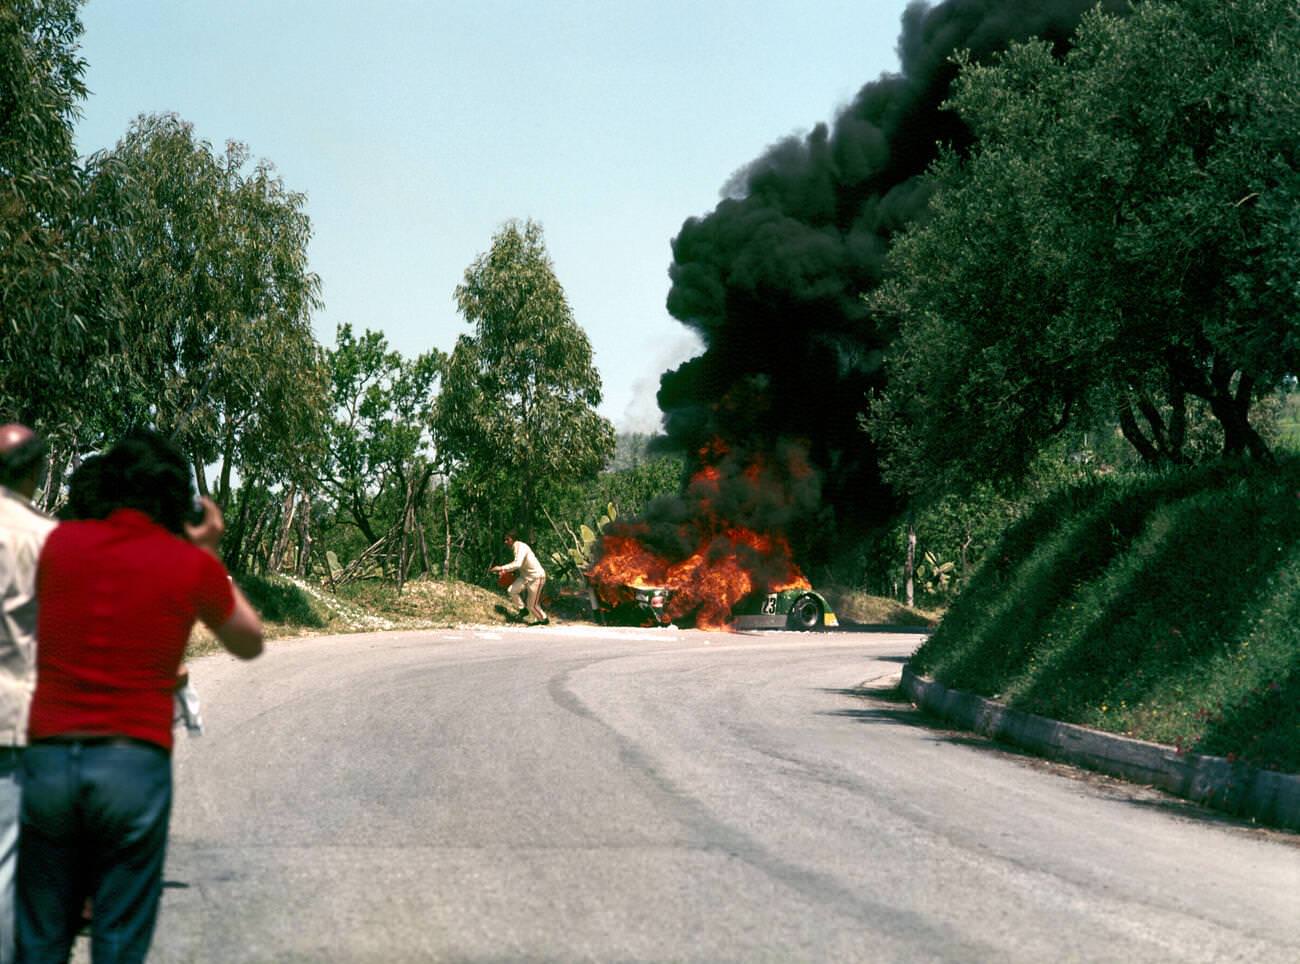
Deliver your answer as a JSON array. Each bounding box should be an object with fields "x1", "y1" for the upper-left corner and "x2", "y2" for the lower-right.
[
  {"x1": 433, "y1": 219, "x2": 615, "y2": 566},
  {"x1": 320, "y1": 323, "x2": 443, "y2": 547},
  {"x1": 82, "y1": 113, "x2": 328, "y2": 495},
  {"x1": 0, "y1": 0, "x2": 88, "y2": 429},
  {"x1": 870, "y1": 0, "x2": 1300, "y2": 495}
]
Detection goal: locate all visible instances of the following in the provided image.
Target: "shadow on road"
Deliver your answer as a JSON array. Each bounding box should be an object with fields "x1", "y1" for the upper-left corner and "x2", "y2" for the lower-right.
[
  {"x1": 820, "y1": 706, "x2": 938, "y2": 728},
  {"x1": 819, "y1": 685, "x2": 910, "y2": 702},
  {"x1": 818, "y1": 685, "x2": 1295, "y2": 841},
  {"x1": 817, "y1": 686, "x2": 937, "y2": 729}
]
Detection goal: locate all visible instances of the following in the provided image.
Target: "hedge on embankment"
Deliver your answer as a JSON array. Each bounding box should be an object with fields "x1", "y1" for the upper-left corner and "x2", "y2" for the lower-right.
[{"x1": 910, "y1": 458, "x2": 1300, "y2": 774}]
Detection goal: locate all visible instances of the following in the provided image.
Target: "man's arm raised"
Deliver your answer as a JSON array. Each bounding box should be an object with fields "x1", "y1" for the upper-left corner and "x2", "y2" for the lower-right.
[{"x1": 186, "y1": 497, "x2": 263, "y2": 660}]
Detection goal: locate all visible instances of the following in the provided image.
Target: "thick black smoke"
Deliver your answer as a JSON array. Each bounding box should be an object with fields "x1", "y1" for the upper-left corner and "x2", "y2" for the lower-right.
[{"x1": 658, "y1": 0, "x2": 1131, "y2": 556}]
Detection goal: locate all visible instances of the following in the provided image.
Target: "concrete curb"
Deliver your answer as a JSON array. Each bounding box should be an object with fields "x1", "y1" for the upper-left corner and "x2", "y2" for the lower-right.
[{"x1": 900, "y1": 666, "x2": 1300, "y2": 832}]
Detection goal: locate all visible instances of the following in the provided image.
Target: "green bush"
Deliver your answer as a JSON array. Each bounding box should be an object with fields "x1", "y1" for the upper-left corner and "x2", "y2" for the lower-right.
[
  {"x1": 912, "y1": 458, "x2": 1300, "y2": 772},
  {"x1": 237, "y1": 573, "x2": 326, "y2": 628}
]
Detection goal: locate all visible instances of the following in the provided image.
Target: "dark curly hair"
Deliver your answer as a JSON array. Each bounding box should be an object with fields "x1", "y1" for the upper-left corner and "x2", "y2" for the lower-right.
[{"x1": 92, "y1": 430, "x2": 194, "y2": 534}]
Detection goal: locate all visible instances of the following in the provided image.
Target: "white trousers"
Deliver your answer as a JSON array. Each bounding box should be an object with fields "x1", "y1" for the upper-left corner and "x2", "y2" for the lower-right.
[{"x1": 508, "y1": 575, "x2": 547, "y2": 620}]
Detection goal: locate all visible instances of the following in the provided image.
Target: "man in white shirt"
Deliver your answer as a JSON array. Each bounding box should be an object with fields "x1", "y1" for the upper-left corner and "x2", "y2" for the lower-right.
[
  {"x1": 490, "y1": 532, "x2": 548, "y2": 626},
  {"x1": 0, "y1": 424, "x2": 55, "y2": 964}
]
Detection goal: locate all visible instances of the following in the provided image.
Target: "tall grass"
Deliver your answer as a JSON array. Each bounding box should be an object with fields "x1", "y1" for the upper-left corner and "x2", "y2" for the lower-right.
[{"x1": 911, "y1": 458, "x2": 1300, "y2": 772}]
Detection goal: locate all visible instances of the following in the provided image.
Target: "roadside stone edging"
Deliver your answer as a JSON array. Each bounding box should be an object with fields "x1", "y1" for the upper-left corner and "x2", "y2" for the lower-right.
[{"x1": 900, "y1": 666, "x2": 1300, "y2": 832}]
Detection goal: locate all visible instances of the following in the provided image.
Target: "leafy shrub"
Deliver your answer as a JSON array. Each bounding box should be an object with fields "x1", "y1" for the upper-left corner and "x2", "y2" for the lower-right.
[{"x1": 237, "y1": 573, "x2": 326, "y2": 628}]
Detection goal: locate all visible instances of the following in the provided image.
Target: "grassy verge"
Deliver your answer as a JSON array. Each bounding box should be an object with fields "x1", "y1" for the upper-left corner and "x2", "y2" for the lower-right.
[
  {"x1": 332, "y1": 577, "x2": 505, "y2": 626},
  {"x1": 184, "y1": 573, "x2": 500, "y2": 659},
  {"x1": 911, "y1": 458, "x2": 1300, "y2": 773},
  {"x1": 186, "y1": 571, "x2": 579, "y2": 657},
  {"x1": 820, "y1": 584, "x2": 940, "y2": 628}
]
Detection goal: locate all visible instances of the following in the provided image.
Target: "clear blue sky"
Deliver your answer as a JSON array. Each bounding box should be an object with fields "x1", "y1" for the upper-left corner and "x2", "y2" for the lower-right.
[{"x1": 74, "y1": 0, "x2": 913, "y2": 432}]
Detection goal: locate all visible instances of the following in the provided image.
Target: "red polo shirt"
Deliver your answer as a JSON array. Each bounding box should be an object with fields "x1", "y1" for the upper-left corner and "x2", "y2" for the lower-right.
[{"x1": 31, "y1": 508, "x2": 236, "y2": 750}]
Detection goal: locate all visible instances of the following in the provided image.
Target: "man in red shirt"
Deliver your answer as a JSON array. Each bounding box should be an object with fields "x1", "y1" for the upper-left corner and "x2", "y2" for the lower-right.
[{"x1": 17, "y1": 431, "x2": 262, "y2": 963}]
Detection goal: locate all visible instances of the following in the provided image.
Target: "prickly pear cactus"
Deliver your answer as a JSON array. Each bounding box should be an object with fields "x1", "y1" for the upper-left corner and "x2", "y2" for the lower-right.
[{"x1": 550, "y1": 503, "x2": 618, "y2": 579}]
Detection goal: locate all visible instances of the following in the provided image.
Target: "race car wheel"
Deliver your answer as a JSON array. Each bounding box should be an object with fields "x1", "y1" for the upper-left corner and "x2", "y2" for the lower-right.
[{"x1": 788, "y1": 594, "x2": 823, "y2": 631}]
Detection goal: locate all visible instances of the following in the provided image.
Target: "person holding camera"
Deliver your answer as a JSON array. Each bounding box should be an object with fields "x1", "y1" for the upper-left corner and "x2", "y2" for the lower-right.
[{"x1": 16, "y1": 430, "x2": 263, "y2": 963}]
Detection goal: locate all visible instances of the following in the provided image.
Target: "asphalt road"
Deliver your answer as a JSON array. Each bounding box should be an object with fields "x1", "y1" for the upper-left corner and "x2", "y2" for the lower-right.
[{"x1": 130, "y1": 625, "x2": 1297, "y2": 962}]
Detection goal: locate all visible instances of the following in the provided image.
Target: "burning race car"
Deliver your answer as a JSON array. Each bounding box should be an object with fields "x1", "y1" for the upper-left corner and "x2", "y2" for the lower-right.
[
  {"x1": 729, "y1": 588, "x2": 838, "y2": 631},
  {"x1": 585, "y1": 582, "x2": 675, "y2": 627},
  {"x1": 589, "y1": 582, "x2": 836, "y2": 631},
  {"x1": 582, "y1": 441, "x2": 838, "y2": 632}
]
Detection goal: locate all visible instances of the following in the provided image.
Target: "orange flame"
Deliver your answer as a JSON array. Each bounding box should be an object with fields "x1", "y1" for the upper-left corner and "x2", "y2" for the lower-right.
[{"x1": 586, "y1": 440, "x2": 812, "y2": 630}]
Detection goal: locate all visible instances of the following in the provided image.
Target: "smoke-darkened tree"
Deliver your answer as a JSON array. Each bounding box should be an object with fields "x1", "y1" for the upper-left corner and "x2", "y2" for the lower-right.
[
  {"x1": 870, "y1": 0, "x2": 1300, "y2": 495},
  {"x1": 658, "y1": 0, "x2": 1129, "y2": 551}
]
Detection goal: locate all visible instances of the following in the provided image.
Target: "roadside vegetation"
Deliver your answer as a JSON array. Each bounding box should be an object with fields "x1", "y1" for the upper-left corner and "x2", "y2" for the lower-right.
[
  {"x1": 183, "y1": 571, "x2": 937, "y2": 659},
  {"x1": 868, "y1": 0, "x2": 1299, "y2": 778},
  {"x1": 911, "y1": 458, "x2": 1300, "y2": 773},
  {"x1": 187, "y1": 574, "x2": 509, "y2": 658},
  {"x1": 819, "y1": 586, "x2": 939, "y2": 630}
]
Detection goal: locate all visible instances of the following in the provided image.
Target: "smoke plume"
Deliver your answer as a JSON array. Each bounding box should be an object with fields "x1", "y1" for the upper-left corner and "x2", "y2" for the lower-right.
[
  {"x1": 587, "y1": 1, "x2": 1133, "y2": 626},
  {"x1": 657, "y1": 0, "x2": 1131, "y2": 555}
]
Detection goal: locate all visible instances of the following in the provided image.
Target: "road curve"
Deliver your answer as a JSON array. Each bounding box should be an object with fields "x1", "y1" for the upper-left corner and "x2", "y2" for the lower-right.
[{"x1": 137, "y1": 626, "x2": 1297, "y2": 962}]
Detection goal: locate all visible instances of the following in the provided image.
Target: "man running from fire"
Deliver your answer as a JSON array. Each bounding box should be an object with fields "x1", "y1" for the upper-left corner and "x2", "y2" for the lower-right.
[{"x1": 490, "y1": 531, "x2": 548, "y2": 626}]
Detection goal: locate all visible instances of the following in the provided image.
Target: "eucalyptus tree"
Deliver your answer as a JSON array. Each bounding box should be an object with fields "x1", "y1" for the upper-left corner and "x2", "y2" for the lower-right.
[
  {"x1": 870, "y1": 0, "x2": 1300, "y2": 495},
  {"x1": 0, "y1": 0, "x2": 88, "y2": 432},
  {"x1": 83, "y1": 113, "x2": 327, "y2": 498},
  {"x1": 433, "y1": 219, "x2": 614, "y2": 572}
]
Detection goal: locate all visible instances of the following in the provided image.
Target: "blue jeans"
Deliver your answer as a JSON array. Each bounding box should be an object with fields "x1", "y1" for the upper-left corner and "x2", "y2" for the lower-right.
[
  {"x1": 0, "y1": 748, "x2": 21, "y2": 964},
  {"x1": 17, "y1": 741, "x2": 172, "y2": 964}
]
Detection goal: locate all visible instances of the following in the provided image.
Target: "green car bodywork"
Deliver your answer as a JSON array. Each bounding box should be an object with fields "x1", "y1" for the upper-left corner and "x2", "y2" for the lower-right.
[{"x1": 730, "y1": 589, "x2": 838, "y2": 631}]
